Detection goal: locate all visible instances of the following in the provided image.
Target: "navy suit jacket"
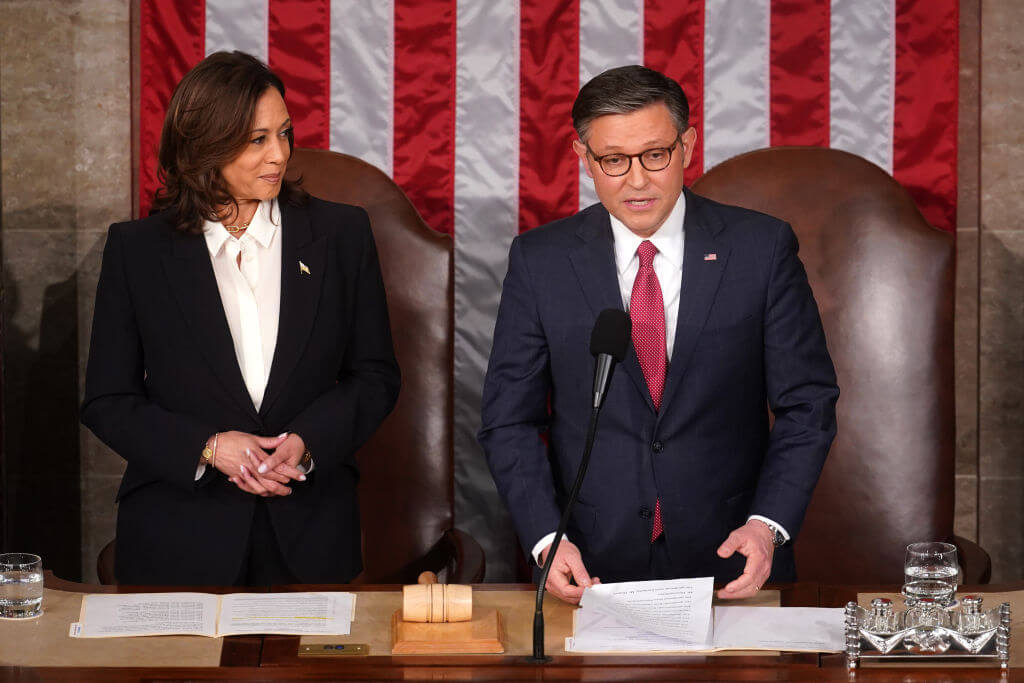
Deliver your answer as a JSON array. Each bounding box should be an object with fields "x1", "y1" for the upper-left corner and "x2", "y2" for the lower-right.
[
  {"x1": 479, "y1": 188, "x2": 838, "y2": 583},
  {"x1": 82, "y1": 198, "x2": 400, "y2": 585}
]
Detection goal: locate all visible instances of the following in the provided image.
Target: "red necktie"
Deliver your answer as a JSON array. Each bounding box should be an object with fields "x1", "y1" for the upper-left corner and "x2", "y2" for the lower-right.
[{"x1": 630, "y1": 240, "x2": 666, "y2": 542}]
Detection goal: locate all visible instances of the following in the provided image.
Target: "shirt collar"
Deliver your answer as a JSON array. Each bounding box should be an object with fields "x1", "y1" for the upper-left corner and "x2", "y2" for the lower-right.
[
  {"x1": 202, "y1": 198, "x2": 280, "y2": 256},
  {"x1": 609, "y1": 192, "x2": 686, "y2": 275}
]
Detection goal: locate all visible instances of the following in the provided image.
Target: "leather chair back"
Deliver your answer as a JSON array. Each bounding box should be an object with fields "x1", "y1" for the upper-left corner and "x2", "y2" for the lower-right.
[
  {"x1": 692, "y1": 147, "x2": 958, "y2": 583},
  {"x1": 286, "y1": 148, "x2": 454, "y2": 583}
]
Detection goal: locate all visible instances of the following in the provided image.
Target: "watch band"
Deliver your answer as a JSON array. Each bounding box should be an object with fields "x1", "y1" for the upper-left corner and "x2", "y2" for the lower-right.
[{"x1": 761, "y1": 520, "x2": 785, "y2": 547}]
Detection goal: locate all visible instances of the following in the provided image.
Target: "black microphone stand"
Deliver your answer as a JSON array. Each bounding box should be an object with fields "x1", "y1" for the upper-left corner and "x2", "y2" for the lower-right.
[{"x1": 531, "y1": 404, "x2": 601, "y2": 662}]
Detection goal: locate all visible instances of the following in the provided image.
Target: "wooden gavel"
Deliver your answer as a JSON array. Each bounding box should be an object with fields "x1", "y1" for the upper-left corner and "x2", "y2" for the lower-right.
[{"x1": 401, "y1": 571, "x2": 472, "y2": 623}]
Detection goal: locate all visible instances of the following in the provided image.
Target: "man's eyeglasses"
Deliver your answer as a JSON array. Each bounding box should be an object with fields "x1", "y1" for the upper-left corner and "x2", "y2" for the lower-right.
[{"x1": 585, "y1": 138, "x2": 682, "y2": 177}]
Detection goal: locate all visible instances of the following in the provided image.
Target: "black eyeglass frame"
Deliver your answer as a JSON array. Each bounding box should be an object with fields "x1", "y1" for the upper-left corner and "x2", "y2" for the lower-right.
[{"x1": 584, "y1": 136, "x2": 683, "y2": 177}]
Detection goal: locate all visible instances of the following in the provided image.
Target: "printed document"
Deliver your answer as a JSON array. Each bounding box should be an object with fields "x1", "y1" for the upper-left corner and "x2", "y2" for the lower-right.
[
  {"x1": 566, "y1": 578, "x2": 844, "y2": 653},
  {"x1": 70, "y1": 592, "x2": 356, "y2": 638},
  {"x1": 577, "y1": 577, "x2": 714, "y2": 647}
]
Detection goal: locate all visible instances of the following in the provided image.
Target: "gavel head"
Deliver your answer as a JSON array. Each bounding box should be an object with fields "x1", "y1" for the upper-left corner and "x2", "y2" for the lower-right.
[{"x1": 402, "y1": 582, "x2": 472, "y2": 623}]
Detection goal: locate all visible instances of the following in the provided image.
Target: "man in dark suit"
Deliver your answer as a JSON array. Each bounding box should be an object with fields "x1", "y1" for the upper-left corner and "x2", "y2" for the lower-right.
[{"x1": 479, "y1": 65, "x2": 838, "y2": 603}]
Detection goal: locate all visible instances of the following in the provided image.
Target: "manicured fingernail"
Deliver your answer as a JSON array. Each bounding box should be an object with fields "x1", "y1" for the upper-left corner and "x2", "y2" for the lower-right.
[
  {"x1": 278, "y1": 432, "x2": 288, "y2": 438},
  {"x1": 258, "y1": 463, "x2": 267, "y2": 474},
  {"x1": 240, "y1": 465, "x2": 247, "y2": 474},
  {"x1": 299, "y1": 474, "x2": 306, "y2": 481},
  {"x1": 246, "y1": 448, "x2": 252, "y2": 456}
]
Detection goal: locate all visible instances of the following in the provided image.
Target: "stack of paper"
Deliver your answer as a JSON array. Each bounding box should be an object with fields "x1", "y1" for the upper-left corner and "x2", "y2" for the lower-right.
[
  {"x1": 566, "y1": 578, "x2": 844, "y2": 653},
  {"x1": 70, "y1": 592, "x2": 357, "y2": 638}
]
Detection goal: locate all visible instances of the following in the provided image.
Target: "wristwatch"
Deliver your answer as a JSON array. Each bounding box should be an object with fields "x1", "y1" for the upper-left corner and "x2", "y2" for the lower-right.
[
  {"x1": 201, "y1": 433, "x2": 218, "y2": 468},
  {"x1": 760, "y1": 520, "x2": 786, "y2": 547}
]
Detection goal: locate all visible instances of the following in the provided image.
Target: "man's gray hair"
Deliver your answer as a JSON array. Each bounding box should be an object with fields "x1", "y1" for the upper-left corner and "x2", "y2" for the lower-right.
[{"x1": 572, "y1": 65, "x2": 690, "y2": 142}]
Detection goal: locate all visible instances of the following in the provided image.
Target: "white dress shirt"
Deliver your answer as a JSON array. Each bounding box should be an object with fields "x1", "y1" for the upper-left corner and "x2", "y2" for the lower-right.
[
  {"x1": 610, "y1": 192, "x2": 686, "y2": 360},
  {"x1": 531, "y1": 193, "x2": 788, "y2": 565},
  {"x1": 195, "y1": 199, "x2": 283, "y2": 479},
  {"x1": 203, "y1": 199, "x2": 282, "y2": 411}
]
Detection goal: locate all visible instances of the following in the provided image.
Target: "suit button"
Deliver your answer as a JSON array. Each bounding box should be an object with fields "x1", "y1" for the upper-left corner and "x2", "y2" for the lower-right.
[
  {"x1": 639, "y1": 507, "x2": 652, "y2": 519},
  {"x1": 652, "y1": 441, "x2": 664, "y2": 453}
]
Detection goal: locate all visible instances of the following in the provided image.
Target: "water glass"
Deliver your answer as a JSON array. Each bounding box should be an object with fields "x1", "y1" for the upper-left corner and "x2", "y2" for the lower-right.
[
  {"x1": 0, "y1": 553, "x2": 43, "y2": 619},
  {"x1": 902, "y1": 542, "x2": 958, "y2": 607}
]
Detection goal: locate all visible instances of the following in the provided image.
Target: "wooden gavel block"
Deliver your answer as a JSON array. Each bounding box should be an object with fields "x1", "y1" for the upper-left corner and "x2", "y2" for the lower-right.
[{"x1": 401, "y1": 571, "x2": 472, "y2": 623}]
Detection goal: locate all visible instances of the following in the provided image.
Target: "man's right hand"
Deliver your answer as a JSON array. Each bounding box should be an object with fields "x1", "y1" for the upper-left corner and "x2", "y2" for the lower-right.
[{"x1": 539, "y1": 540, "x2": 600, "y2": 604}]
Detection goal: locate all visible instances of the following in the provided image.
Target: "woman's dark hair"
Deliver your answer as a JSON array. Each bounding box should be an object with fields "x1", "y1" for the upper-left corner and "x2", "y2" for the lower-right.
[{"x1": 151, "y1": 51, "x2": 306, "y2": 233}]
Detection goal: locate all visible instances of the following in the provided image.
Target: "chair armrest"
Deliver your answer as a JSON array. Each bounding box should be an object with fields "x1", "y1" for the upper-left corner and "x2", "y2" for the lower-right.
[
  {"x1": 96, "y1": 539, "x2": 117, "y2": 585},
  {"x1": 359, "y1": 528, "x2": 486, "y2": 585},
  {"x1": 954, "y1": 534, "x2": 992, "y2": 584},
  {"x1": 441, "y1": 528, "x2": 486, "y2": 584}
]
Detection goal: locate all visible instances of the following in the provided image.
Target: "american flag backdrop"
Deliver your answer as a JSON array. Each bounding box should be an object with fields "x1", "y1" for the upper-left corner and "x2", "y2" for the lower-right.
[{"x1": 136, "y1": 0, "x2": 958, "y2": 579}]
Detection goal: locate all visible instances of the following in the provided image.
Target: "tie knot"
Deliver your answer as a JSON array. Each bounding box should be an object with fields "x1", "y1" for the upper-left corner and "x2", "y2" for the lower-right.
[{"x1": 637, "y1": 240, "x2": 658, "y2": 268}]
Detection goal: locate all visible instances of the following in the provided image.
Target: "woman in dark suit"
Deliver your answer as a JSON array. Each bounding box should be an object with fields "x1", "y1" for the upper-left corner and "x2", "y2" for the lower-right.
[{"x1": 82, "y1": 51, "x2": 400, "y2": 586}]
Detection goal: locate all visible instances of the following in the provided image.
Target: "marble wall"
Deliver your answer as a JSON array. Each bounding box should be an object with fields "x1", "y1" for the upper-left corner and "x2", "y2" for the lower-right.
[
  {"x1": 0, "y1": 0, "x2": 1020, "y2": 583},
  {"x1": 975, "y1": 0, "x2": 1024, "y2": 582},
  {"x1": 1, "y1": 0, "x2": 131, "y2": 580}
]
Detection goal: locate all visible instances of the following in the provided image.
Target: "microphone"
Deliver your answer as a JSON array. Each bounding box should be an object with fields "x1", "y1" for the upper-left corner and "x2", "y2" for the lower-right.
[
  {"x1": 590, "y1": 308, "x2": 631, "y2": 409},
  {"x1": 532, "y1": 308, "x2": 631, "y2": 662}
]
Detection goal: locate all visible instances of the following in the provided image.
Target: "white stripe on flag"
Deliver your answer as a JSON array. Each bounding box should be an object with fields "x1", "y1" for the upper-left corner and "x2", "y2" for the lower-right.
[
  {"x1": 830, "y1": 0, "x2": 894, "y2": 173},
  {"x1": 703, "y1": 0, "x2": 770, "y2": 171},
  {"x1": 453, "y1": 0, "x2": 521, "y2": 580},
  {"x1": 578, "y1": 0, "x2": 644, "y2": 211},
  {"x1": 205, "y1": 0, "x2": 268, "y2": 60},
  {"x1": 329, "y1": 0, "x2": 394, "y2": 175}
]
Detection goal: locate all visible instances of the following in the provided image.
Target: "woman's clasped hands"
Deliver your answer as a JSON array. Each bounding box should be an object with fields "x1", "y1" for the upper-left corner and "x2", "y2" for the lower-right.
[{"x1": 209, "y1": 431, "x2": 309, "y2": 497}]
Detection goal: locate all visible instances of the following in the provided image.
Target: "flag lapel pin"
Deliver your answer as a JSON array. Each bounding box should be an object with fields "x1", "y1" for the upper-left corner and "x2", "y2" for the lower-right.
[
  {"x1": 703, "y1": 253, "x2": 717, "y2": 261},
  {"x1": 299, "y1": 260, "x2": 311, "y2": 275}
]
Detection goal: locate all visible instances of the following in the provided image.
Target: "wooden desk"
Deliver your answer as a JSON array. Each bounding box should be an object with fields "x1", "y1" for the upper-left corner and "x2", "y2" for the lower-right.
[{"x1": 1, "y1": 576, "x2": 1020, "y2": 682}]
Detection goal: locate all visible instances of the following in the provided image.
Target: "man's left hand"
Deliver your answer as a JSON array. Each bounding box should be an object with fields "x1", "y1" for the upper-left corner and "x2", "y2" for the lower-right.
[{"x1": 715, "y1": 519, "x2": 775, "y2": 599}]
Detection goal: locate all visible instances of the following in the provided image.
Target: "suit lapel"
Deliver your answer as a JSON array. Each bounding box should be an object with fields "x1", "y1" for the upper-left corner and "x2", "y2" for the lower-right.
[
  {"x1": 658, "y1": 189, "x2": 730, "y2": 416},
  {"x1": 162, "y1": 226, "x2": 258, "y2": 420},
  {"x1": 260, "y1": 202, "x2": 326, "y2": 417},
  {"x1": 568, "y1": 206, "x2": 654, "y2": 411}
]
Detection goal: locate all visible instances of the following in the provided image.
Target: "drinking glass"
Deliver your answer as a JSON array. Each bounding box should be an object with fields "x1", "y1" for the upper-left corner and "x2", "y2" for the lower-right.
[
  {"x1": 0, "y1": 553, "x2": 43, "y2": 619},
  {"x1": 902, "y1": 542, "x2": 958, "y2": 607}
]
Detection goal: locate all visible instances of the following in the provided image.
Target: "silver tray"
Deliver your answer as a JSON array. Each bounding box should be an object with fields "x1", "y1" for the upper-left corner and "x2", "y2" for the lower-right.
[{"x1": 845, "y1": 595, "x2": 1011, "y2": 670}]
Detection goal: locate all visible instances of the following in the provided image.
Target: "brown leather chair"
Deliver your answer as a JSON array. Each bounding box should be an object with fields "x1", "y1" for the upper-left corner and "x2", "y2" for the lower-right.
[
  {"x1": 692, "y1": 147, "x2": 990, "y2": 584},
  {"x1": 97, "y1": 148, "x2": 483, "y2": 585}
]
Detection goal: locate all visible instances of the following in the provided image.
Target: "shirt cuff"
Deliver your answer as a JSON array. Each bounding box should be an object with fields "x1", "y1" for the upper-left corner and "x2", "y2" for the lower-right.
[
  {"x1": 531, "y1": 532, "x2": 562, "y2": 566},
  {"x1": 748, "y1": 515, "x2": 791, "y2": 542}
]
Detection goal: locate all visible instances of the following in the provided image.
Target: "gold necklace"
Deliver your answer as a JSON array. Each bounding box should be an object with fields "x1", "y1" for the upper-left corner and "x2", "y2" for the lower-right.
[{"x1": 223, "y1": 219, "x2": 251, "y2": 234}]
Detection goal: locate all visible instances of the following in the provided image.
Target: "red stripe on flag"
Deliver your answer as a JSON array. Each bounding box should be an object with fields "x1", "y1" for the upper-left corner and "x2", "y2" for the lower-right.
[
  {"x1": 893, "y1": 0, "x2": 958, "y2": 233},
  {"x1": 770, "y1": 0, "x2": 829, "y2": 147},
  {"x1": 519, "y1": 0, "x2": 580, "y2": 234},
  {"x1": 393, "y1": 0, "x2": 457, "y2": 235},
  {"x1": 138, "y1": 0, "x2": 205, "y2": 216},
  {"x1": 644, "y1": 0, "x2": 704, "y2": 185},
  {"x1": 268, "y1": 0, "x2": 331, "y2": 150}
]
